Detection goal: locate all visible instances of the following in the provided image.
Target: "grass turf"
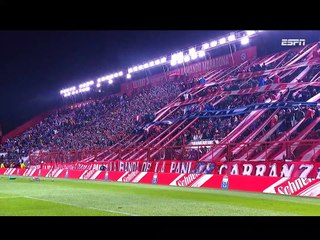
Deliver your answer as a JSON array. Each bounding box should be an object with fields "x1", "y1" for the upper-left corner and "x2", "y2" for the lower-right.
[{"x1": 0, "y1": 176, "x2": 319, "y2": 216}]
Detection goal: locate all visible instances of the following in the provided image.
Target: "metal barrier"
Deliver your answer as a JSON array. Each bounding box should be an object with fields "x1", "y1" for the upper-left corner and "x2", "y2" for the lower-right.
[{"x1": 29, "y1": 139, "x2": 320, "y2": 165}]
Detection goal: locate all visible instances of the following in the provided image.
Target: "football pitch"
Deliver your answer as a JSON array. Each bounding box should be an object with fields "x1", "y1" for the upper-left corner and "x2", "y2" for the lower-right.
[{"x1": 0, "y1": 176, "x2": 319, "y2": 216}]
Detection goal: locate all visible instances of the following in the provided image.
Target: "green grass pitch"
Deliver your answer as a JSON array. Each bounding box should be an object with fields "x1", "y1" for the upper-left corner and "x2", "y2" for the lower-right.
[{"x1": 0, "y1": 176, "x2": 319, "y2": 216}]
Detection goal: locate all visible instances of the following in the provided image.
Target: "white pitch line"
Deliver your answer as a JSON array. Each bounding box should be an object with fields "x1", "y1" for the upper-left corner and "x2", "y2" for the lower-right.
[
  {"x1": 23, "y1": 195, "x2": 138, "y2": 216},
  {"x1": 88, "y1": 207, "x2": 138, "y2": 216}
]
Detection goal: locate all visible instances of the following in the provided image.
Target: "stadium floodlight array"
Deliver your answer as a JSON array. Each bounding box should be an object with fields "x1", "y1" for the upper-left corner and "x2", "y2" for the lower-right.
[
  {"x1": 128, "y1": 57, "x2": 167, "y2": 76},
  {"x1": 79, "y1": 80, "x2": 94, "y2": 89},
  {"x1": 60, "y1": 86, "x2": 76, "y2": 97},
  {"x1": 95, "y1": 71, "x2": 123, "y2": 89},
  {"x1": 60, "y1": 30, "x2": 261, "y2": 97},
  {"x1": 169, "y1": 31, "x2": 257, "y2": 68},
  {"x1": 170, "y1": 49, "x2": 207, "y2": 67},
  {"x1": 60, "y1": 80, "x2": 94, "y2": 97}
]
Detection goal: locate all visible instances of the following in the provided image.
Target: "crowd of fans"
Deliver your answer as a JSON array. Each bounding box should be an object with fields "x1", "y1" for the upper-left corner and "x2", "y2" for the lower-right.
[
  {"x1": 0, "y1": 80, "x2": 182, "y2": 166},
  {"x1": 154, "y1": 84, "x2": 320, "y2": 160}
]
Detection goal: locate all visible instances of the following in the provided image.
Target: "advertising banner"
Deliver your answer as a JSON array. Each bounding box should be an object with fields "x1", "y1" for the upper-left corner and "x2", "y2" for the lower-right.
[{"x1": 39, "y1": 160, "x2": 320, "y2": 178}]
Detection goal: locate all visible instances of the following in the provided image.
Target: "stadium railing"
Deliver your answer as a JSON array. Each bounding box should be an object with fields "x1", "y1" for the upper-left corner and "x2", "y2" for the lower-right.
[{"x1": 29, "y1": 139, "x2": 320, "y2": 165}]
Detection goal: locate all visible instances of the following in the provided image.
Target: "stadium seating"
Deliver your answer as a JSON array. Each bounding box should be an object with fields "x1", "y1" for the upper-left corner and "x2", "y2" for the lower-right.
[{"x1": 1, "y1": 42, "x2": 320, "y2": 167}]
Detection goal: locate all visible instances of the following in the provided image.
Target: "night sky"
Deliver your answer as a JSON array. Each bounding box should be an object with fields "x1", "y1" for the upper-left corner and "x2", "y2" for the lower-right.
[{"x1": 0, "y1": 30, "x2": 231, "y2": 134}]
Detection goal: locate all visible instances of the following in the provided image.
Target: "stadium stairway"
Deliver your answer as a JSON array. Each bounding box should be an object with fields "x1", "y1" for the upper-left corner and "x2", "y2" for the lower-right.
[
  {"x1": 271, "y1": 117, "x2": 320, "y2": 160},
  {"x1": 236, "y1": 119, "x2": 285, "y2": 160},
  {"x1": 218, "y1": 109, "x2": 281, "y2": 162},
  {"x1": 299, "y1": 143, "x2": 320, "y2": 162},
  {"x1": 250, "y1": 91, "x2": 320, "y2": 161}
]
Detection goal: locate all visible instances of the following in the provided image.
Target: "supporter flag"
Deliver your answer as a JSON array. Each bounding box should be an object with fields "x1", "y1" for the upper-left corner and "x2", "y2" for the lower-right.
[
  {"x1": 162, "y1": 120, "x2": 174, "y2": 125},
  {"x1": 199, "y1": 78, "x2": 206, "y2": 84}
]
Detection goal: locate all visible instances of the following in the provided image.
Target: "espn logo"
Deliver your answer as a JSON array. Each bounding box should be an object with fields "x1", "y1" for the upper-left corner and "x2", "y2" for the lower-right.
[{"x1": 281, "y1": 39, "x2": 306, "y2": 46}]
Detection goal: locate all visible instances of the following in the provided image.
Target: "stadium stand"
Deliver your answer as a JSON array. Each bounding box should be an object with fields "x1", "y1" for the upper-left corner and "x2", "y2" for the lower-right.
[{"x1": 1, "y1": 42, "x2": 320, "y2": 168}]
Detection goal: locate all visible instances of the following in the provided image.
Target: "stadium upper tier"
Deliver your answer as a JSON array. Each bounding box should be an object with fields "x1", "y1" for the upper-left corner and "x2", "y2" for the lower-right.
[{"x1": 1, "y1": 42, "x2": 320, "y2": 166}]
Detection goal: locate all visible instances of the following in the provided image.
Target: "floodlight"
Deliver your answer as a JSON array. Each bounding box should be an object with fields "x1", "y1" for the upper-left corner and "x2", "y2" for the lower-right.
[
  {"x1": 246, "y1": 30, "x2": 256, "y2": 36},
  {"x1": 227, "y1": 35, "x2": 236, "y2": 42},
  {"x1": 210, "y1": 41, "x2": 217, "y2": 47},
  {"x1": 191, "y1": 53, "x2": 198, "y2": 60},
  {"x1": 202, "y1": 43, "x2": 209, "y2": 50},
  {"x1": 189, "y1": 48, "x2": 196, "y2": 54},
  {"x1": 198, "y1": 50, "x2": 205, "y2": 58},
  {"x1": 219, "y1": 38, "x2": 226, "y2": 45},
  {"x1": 171, "y1": 59, "x2": 177, "y2": 66},
  {"x1": 184, "y1": 55, "x2": 190, "y2": 62},
  {"x1": 241, "y1": 37, "x2": 250, "y2": 45}
]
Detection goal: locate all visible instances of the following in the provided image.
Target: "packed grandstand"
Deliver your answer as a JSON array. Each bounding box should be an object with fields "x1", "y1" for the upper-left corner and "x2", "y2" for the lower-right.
[{"x1": 1, "y1": 31, "x2": 320, "y2": 179}]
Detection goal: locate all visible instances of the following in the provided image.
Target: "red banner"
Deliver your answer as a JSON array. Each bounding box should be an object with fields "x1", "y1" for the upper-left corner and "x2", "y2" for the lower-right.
[
  {"x1": 39, "y1": 160, "x2": 320, "y2": 178},
  {"x1": 120, "y1": 47, "x2": 257, "y2": 95},
  {"x1": 217, "y1": 162, "x2": 320, "y2": 179},
  {"x1": 40, "y1": 160, "x2": 199, "y2": 174}
]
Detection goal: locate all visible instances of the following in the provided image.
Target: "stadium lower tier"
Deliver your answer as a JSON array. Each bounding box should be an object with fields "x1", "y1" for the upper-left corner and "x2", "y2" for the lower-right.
[{"x1": 1, "y1": 167, "x2": 319, "y2": 198}]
